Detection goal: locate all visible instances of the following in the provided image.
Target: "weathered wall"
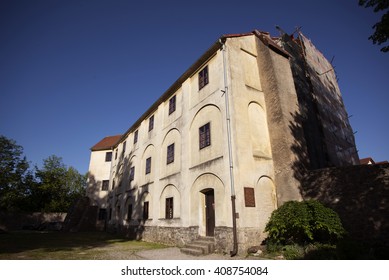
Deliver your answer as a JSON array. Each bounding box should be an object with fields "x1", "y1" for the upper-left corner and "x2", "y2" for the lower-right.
[
  {"x1": 256, "y1": 35, "x2": 304, "y2": 204},
  {"x1": 0, "y1": 212, "x2": 67, "y2": 231},
  {"x1": 281, "y1": 33, "x2": 359, "y2": 169},
  {"x1": 301, "y1": 163, "x2": 389, "y2": 247}
]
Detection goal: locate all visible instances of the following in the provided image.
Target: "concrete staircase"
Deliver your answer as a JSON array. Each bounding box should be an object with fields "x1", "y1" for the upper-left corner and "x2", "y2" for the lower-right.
[{"x1": 180, "y1": 236, "x2": 215, "y2": 256}]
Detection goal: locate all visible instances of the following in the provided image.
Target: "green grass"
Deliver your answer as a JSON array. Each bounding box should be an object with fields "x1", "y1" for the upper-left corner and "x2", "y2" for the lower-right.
[{"x1": 0, "y1": 231, "x2": 168, "y2": 260}]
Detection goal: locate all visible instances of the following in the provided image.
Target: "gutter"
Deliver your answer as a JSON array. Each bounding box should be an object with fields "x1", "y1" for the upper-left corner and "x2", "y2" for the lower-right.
[{"x1": 220, "y1": 38, "x2": 238, "y2": 257}]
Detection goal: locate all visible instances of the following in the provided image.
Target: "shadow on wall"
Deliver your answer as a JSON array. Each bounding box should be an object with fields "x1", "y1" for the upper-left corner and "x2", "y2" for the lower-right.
[
  {"x1": 86, "y1": 150, "x2": 146, "y2": 240},
  {"x1": 301, "y1": 163, "x2": 389, "y2": 249},
  {"x1": 282, "y1": 33, "x2": 389, "y2": 255},
  {"x1": 287, "y1": 102, "x2": 389, "y2": 257}
]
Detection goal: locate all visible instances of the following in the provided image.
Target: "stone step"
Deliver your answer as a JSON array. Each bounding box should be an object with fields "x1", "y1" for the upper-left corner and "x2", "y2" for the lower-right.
[
  {"x1": 180, "y1": 237, "x2": 215, "y2": 256},
  {"x1": 180, "y1": 247, "x2": 204, "y2": 256},
  {"x1": 186, "y1": 243, "x2": 211, "y2": 254},
  {"x1": 198, "y1": 236, "x2": 215, "y2": 242},
  {"x1": 193, "y1": 241, "x2": 215, "y2": 253}
]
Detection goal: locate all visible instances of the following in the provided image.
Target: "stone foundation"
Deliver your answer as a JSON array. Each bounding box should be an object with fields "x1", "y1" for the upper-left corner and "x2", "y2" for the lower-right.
[
  {"x1": 142, "y1": 226, "x2": 200, "y2": 247},
  {"x1": 237, "y1": 227, "x2": 265, "y2": 255},
  {"x1": 110, "y1": 224, "x2": 264, "y2": 256}
]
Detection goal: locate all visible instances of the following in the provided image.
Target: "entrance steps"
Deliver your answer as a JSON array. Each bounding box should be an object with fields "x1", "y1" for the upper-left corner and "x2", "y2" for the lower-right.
[{"x1": 180, "y1": 236, "x2": 215, "y2": 256}]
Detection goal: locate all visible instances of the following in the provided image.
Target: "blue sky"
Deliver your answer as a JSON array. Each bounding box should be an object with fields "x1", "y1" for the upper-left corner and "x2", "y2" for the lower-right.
[{"x1": 1, "y1": 0, "x2": 388, "y2": 174}]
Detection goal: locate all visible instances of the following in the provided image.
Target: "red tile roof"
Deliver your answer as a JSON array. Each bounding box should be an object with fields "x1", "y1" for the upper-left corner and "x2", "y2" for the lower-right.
[
  {"x1": 91, "y1": 135, "x2": 122, "y2": 151},
  {"x1": 360, "y1": 157, "x2": 375, "y2": 165}
]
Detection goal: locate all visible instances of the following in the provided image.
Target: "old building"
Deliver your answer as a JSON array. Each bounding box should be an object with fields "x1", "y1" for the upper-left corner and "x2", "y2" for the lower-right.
[{"x1": 86, "y1": 29, "x2": 358, "y2": 255}]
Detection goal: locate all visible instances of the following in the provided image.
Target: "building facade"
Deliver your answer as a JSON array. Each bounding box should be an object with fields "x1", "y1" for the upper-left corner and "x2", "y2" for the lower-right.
[{"x1": 86, "y1": 29, "x2": 358, "y2": 254}]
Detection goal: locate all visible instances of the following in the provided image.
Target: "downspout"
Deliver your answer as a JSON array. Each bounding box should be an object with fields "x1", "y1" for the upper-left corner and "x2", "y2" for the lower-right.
[{"x1": 220, "y1": 38, "x2": 238, "y2": 257}]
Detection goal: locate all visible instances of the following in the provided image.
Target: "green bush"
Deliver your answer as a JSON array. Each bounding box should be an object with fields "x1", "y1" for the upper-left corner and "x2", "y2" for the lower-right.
[
  {"x1": 264, "y1": 200, "x2": 346, "y2": 246},
  {"x1": 282, "y1": 244, "x2": 305, "y2": 260}
]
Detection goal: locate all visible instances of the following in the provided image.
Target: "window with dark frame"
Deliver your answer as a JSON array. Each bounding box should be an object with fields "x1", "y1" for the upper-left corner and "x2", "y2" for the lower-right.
[
  {"x1": 129, "y1": 166, "x2": 135, "y2": 182},
  {"x1": 199, "y1": 122, "x2": 211, "y2": 149},
  {"x1": 168, "y1": 95, "x2": 176, "y2": 115},
  {"x1": 105, "y1": 152, "x2": 112, "y2": 162},
  {"x1": 116, "y1": 205, "x2": 120, "y2": 220},
  {"x1": 127, "y1": 204, "x2": 132, "y2": 221},
  {"x1": 148, "y1": 115, "x2": 154, "y2": 132},
  {"x1": 167, "y1": 143, "x2": 175, "y2": 164},
  {"x1": 102, "y1": 180, "x2": 109, "y2": 191},
  {"x1": 165, "y1": 197, "x2": 173, "y2": 219},
  {"x1": 199, "y1": 65, "x2": 209, "y2": 90},
  {"x1": 134, "y1": 130, "x2": 138, "y2": 144},
  {"x1": 143, "y1": 201, "x2": 149, "y2": 220},
  {"x1": 98, "y1": 209, "x2": 107, "y2": 220},
  {"x1": 145, "y1": 157, "x2": 151, "y2": 174},
  {"x1": 244, "y1": 187, "x2": 256, "y2": 207}
]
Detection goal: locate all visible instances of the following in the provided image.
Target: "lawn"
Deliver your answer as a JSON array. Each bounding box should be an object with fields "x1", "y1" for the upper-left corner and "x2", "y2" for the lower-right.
[{"x1": 0, "y1": 231, "x2": 168, "y2": 260}]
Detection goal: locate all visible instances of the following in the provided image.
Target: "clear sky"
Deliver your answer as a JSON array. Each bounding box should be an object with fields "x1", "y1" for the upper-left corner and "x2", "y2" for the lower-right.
[{"x1": 1, "y1": 0, "x2": 388, "y2": 174}]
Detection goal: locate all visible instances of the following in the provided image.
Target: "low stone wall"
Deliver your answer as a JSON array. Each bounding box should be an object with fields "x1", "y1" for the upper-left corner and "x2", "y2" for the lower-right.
[
  {"x1": 142, "y1": 226, "x2": 199, "y2": 248},
  {"x1": 301, "y1": 163, "x2": 389, "y2": 247},
  {"x1": 0, "y1": 212, "x2": 67, "y2": 231},
  {"x1": 111, "y1": 223, "x2": 258, "y2": 255}
]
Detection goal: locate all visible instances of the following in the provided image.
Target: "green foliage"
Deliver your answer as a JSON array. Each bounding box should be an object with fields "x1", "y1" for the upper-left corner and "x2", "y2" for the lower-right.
[
  {"x1": 0, "y1": 135, "x2": 34, "y2": 211},
  {"x1": 282, "y1": 244, "x2": 305, "y2": 260},
  {"x1": 34, "y1": 155, "x2": 86, "y2": 212},
  {"x1": 265, "y1": 200, "x2": 346, "y2": 246},
  {"x1": 0, "y1": 135, "x2": 86, "y2": 213},
  {"x1": 359, "y1": 0, "x2": 389, "y2": 52}
]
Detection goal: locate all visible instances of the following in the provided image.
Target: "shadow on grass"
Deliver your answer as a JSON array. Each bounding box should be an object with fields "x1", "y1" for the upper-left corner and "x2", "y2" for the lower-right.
[{"x1": 0, "y1": 231, "x2": 165, "y2": 259}]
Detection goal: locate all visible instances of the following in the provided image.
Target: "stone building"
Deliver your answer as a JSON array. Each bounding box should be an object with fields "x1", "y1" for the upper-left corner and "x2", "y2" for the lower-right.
[{"x1": 86, "y1": 29, "x2": 358, "y2": 255}]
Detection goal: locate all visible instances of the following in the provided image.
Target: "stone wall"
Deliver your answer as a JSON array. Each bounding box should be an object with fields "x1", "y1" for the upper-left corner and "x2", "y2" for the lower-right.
[
  {"x1": 301, "y1": 163, "x2": 389, "y2": 247},
  {"x1": 114, "y1": 224, "x2": 260, "y2": 256},
  {"x1": 0, "y1": 212, "x2": 67, "y2": 231}
]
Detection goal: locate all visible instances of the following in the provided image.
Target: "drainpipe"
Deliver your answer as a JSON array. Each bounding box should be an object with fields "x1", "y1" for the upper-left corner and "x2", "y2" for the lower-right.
[{"x1": 220, "y1": 39, "x2": 238, "y2": 257}]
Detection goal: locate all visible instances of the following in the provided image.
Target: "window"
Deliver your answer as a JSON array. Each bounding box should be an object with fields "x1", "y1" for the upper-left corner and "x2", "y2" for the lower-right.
[
  {"x1": 116, "y1": 205, "x2": 121, "y2": 219},
  {"x1": 244, "y1": 187, "x2": 256, "y2": 207},
  {"x1": 199, "y1": 65, "x2": 209, "y2": 90},
  {"x1": 199, "y1": 122, "x2": 211, "y2": 149},
  {"x1": 148, "y1": 115, "x2": 154, "y2": 132},
  {"x1": 105, "y1": 152, "x2": 112, "y2": 162},
  {"x1": 134, "y1": 130, "x2": 138, "y2": 144},
  {"x1": 129, "y1": 166, "x2": 135, "y2": 182},
  {"x1": 143, "y1": 201, "x2": 149, "y2": 220},
  {"x1": 102, "y1": 180, "x2": 109, "y2": 191},
  {"x1": 98, "y1": 209, "x2": 107, "y2": 220},
  {"x1": 167, "y1": 143, "x2": 175, "y2": 164},
  {"x1": 165, "y1": 197, "x2": 174, "y2": 219},
  {"x1": 145, "y1": 157, "x2": 151, "y2": 174},
  {"x1": 115, "y1": 149, "x2": 118, "y2": 160},
  {"x1": 122, "y1": 141, "x2": 126, "y2": 153},
  {"x1": 127, "y1": 204, "x2": 132, "y2": 221},
  {"x1": 169, "y1": 95, "x2": 176, "y2": 115},
  {"x1": 120, "y1": 141, "x2": 126, "y2": 160}
]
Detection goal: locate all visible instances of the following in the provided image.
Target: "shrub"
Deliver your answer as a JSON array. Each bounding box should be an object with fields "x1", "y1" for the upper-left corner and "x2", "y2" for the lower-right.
[{"x1": 264, "y1": 200, "x2": 346, "y2": 246}]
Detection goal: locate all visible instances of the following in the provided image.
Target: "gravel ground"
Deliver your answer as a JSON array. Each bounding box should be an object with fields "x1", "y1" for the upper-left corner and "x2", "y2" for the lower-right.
[{"x1": 134, "y1": 247, "x2": 253, "y2": 260}]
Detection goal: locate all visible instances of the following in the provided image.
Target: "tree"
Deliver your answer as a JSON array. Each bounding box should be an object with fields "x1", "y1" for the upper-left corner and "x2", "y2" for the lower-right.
[
  {"x1": 34, "y1": 155, "x2": 86, "y2": 212},
  {"x1": 0, "y1": 135, "x2": 34, "y2": 211},
  {"x1": 359, "y1": 0, "x2": 389, "y2": 52},
  {"x1": 1, "y1": 136, "x2": 86, "y2": 213}
]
